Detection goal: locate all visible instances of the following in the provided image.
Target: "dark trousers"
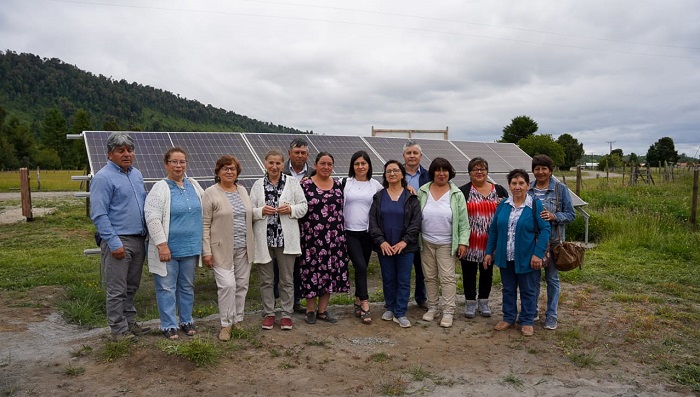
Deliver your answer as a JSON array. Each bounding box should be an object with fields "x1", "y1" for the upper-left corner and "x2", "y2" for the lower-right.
[
  {"x1": 346, "y1": 230, "x2": 372, "y2": 301},
  {"x1": 413, "y1": 253, "x2": 426, "y2": 303},
  {"x1": 460, "y1": 259, "x2": 493, "y2": 300}
]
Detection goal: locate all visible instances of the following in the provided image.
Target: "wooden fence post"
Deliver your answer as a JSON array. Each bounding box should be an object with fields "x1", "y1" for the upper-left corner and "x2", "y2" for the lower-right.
[{"x1": 19, "y1": 168, "x2": 34, "y2": 221}]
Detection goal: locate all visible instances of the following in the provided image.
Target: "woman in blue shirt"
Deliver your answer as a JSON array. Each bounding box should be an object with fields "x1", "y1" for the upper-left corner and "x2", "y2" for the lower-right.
[
  {"x1": 368, "y1": 160, "x2": 422, "y2": 328},
  {"x1": 145, "y1": 147, "x2": 204, "y2": 340},
  {"x1": 484, "y1": 169, "x2": 550, "y2": 337}
]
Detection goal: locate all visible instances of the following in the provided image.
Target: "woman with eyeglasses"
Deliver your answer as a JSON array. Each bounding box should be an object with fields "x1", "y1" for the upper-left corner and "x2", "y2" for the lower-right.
[
  {"x1": 458, "y1": 157, "x2": 508, "y2": 319},
  {"x1": 368, "y1": 160, "x2": 422, "y2": 328},
  {"x1": 145, "y1": 147, "x2": 204, "y2": 339},
  {"x1": 201, "y1": 155, "x2": 255, "y2": 341}
]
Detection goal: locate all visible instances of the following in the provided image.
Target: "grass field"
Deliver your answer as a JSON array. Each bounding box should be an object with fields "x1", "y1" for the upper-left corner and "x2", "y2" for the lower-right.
[
  {"x1": 1, "y1": 169, "x2": 699, "y2": 389},
  {"x1": 0, "y1": 170, "x2": 86, "y2": 192}
]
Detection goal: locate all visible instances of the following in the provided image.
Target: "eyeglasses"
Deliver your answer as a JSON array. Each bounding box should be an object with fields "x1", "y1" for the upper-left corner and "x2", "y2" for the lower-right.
[
  {"x1": 470, "y1": 168, "x2": 487, "y2": 174},
  {"x1": 222, "y1": 166, "x2": 237, "y2": 173},
  {"x1": 168, "y1": 160, "x2": 187, "y2": 165},
  {"x1": 386, "y1": 169, "x2": 402, "y2": 175}
]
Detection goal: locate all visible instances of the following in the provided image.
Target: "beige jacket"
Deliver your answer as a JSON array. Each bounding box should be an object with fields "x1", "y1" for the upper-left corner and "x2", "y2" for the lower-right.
[{"x1": 201, "y1": 184, "x2": 255, "y2": 269}]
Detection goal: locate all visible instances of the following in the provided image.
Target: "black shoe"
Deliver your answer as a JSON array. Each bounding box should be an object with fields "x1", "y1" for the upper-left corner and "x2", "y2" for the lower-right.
[
  {"x1": 305, "y1": 311, "x2": 316, "y2": 324},
  {"x1": 294, "y1": 303, "x2": 306, "y2": 314},
  {"x1": 416, "y1": 301, "x2": 429, "y2": 310},
  {"x1": 128, "y1": 322, "x2": 151, "y2": 336}
]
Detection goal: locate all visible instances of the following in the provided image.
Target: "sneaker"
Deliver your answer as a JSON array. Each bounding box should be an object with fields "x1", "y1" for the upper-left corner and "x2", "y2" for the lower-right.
[
  {"x1": 128, "y1": 322, "x2": 151, "y2": 336},
  {"x1": 180, "y1": 323, "x2": 196, "y2": 336},
  {"x1": 280, "y1": 317, "x2": 293, "y2": 330},
  {"x1": 393, "y1": 316, "x2": 411, "y2": 328},
  {"x1": 111, "y1": 331, "x2": 138, "y2": 343},
  {"x1": 544, "y1": 316, "x2": 558, "y2": 330},
  {"x1": 464, "y1": 300, "x2": 477, "y2": 319},
  {"x1": 477, "y1": 299, "x2": 492, "y2": 317},
  {"x1": 218, "y1": 326, "x2": 231, "y2": 341},
  {"x1": 521, "y1": 325, "x2": 534, "y2": 336},
  {"x1": 262, "y1": 315, "x2": 275, "y2": 330},
  {"x1": 422, "y1": 307, "x2": 439, "y2": 321},
  {"x1": 440, "y1": 313, "x2": 453, "y2": 328},
  {"x1": 381, "y1": 310, "x2": 394, "y2": 321}
]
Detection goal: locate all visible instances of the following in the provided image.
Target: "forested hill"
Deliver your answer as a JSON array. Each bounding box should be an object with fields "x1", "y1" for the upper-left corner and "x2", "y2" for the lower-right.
[{"x1": 0, "y1": 50, "x2": 309, "y2": 169}]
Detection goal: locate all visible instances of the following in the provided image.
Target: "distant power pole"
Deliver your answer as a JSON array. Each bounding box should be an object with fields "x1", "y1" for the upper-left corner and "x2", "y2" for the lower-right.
[{"x1": 605, "y1": 141, "x2": 615, "y2": 181}]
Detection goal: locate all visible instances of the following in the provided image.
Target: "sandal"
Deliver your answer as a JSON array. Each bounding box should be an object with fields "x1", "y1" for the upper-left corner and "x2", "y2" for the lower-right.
[
  {"x1": 316, "y1": 311, "x2": 337, "y2": 323},
  {"x1": 180, "y1": 323, "x2": 197, "y2": 336},
  {"x1": 360, "y1": 300, "x2": 372, "y2": 324},
  {"x1": 162, "y1": 328, "x2": 179, "y2": 340},
  {"x1": 305, "y1": 311, "x2": 317, "y2": 324},
  {"x1": 353, "y1": 302, "x2": 362, "y2": 318}
]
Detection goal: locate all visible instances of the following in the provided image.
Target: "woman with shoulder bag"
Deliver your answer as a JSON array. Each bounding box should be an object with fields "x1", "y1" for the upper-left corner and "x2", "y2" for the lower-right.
[{"x1": 528, "y1": 154, "x2": 576, "y2": 331}]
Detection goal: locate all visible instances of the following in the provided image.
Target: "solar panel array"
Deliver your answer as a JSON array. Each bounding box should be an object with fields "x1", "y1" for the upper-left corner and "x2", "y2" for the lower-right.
[{"x1": 82, "y1": 131, "x2": 586, "y2": 206}]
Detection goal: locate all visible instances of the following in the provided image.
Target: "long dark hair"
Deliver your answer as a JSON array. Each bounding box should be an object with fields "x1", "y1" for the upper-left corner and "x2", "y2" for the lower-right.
[{"x1": 348, "y1": 150, "x2": 373, "y2": 179}]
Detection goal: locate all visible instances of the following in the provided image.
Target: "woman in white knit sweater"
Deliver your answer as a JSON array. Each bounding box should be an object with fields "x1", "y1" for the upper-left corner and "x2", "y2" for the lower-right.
[{"x1": 250, "y1": 150, "x2": 308, "y2": 331}]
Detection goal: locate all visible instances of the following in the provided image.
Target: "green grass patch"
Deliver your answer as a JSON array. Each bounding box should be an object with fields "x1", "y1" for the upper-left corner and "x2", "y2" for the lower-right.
[
  {"x1": 158, "y1": 337, "x2": 220, "y2": 367},
  {"x1": 0, "y1": 170, "x2": 85, "y2": 192},
  {"x1": 100, "y1": 339, "x2": 134, "y2": 362},
  {"x1": 377, "y1": 374, "x2": 407, "y2": 396},
  {"x1": 369, "y1": 352, "x2": 390, "y2": 363}
]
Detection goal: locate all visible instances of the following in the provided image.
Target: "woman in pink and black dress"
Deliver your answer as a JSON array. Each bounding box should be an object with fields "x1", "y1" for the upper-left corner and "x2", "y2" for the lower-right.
[
  {"x1": 298, "y1": 152, "x2": 350, "y2": 324},
  {"x1": 459, "y1": 157, "x2": 508, "y2": 319}
]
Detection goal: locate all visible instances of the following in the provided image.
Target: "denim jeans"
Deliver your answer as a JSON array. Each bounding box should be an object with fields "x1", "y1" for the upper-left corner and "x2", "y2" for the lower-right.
[
  {"x1": 153, "y1": 255, "x2": 197, "y2": 330},
  {"x1": 499, "y1": 260, "x2": 539, "y2": 326},
  {"x1": 378, "y1": 252, "x2": 414, "y2": 318},
  {"x1": 413, "y1": 253, "x2": 427, "y2": 303},
  {"x1": 537, "y1": 264, "x2": 560, "y2": 319}
]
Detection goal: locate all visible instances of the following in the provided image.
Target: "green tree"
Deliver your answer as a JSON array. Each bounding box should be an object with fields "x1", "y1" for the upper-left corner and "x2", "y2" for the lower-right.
[
  {"x1": 500, "y1": 115, "x2": 538, "y2": 144},
  {"x1": 34, "y1": 148, "x2": 61, "y2": 169},
  {"x1": 646, "y1": 137, "x2": 679, "y2": 165},
  {"x1": 517, "y1": 134, "x2": 565, "y2": 167},
  {"x1": 41, "y1": 108, "x2": 69, "y2": 165},
  {"x1": 628, "y1": 153, "x2": 639, "y2": 166},
  {"x1": 5, "y1": 117, "x2": 36, "y2": 165},
  {"x1": 555, "y1": 133, "x2": 584, "y2": 170},
  {"x1": 103, "y1": 115, "x2": 121, "y2": 131}
]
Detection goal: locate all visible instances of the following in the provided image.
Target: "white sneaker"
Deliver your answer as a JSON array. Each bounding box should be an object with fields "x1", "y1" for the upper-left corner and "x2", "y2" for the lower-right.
[
  {"x1": 440, "y1": 313, "x2": 453, "y2": 328},
  {"x1": 381, "y1": 310, "x2": 394, "y2": 321},
  {"x1": 392, "y1": 316, "x2": 411, "y2": 328},
  {"x1": 422, "y1": 308, "x2": 439, "y2": 321}
]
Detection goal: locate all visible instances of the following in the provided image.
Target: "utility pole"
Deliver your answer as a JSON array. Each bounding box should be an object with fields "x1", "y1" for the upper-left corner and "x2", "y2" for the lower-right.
[{"x1": 605, "y1": 141, "x2": 615, "y2": 181}]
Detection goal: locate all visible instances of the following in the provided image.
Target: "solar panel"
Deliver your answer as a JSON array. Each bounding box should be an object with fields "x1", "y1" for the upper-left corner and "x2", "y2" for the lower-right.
[
  {"x1": 450, "y1": 141, "x2": 511, "y2": 173},
  {"x1": 81, "y1": 131, "x2": 586, "y2": 207},
  {"x1": 307, "y1": 135, "x2": 384, "y2": 176},
  {"x1": 486, "y1": 142, "x2": 533, "y2": 170},
  {"x1": 363, "y1": 136, "x2": 432, "y2": 169},
  {"x1": 170, "y1": 132, "x2": 262, "y2": 180}
]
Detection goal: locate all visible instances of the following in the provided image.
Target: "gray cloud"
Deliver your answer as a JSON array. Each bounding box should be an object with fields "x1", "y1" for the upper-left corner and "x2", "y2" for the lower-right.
[{"x1": 1, "y1": 0, "x2": 698, "y2": 156}]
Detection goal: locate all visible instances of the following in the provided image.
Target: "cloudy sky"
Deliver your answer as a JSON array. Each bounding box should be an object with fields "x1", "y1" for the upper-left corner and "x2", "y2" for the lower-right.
[{"x1": 1, "y1": 0, "x2": 699, "y2": 157}]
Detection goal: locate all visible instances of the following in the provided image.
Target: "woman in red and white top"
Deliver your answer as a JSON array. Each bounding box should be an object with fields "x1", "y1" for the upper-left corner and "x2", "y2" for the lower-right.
[{"x1": 458, "y1": 157, "x2": 508, "y2": 319}]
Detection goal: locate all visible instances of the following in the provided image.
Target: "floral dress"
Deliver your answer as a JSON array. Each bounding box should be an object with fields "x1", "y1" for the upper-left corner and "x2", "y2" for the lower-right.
[{"x1": 299, "y1": 178, "x2": 350, "y2": 298}]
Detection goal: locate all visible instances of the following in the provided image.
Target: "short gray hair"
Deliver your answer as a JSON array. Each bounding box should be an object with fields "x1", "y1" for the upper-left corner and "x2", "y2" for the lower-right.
[
  {"x1": 402, "y1": 140, "x2": 422, "y2": 153},
  {"x1": 289, "y1": 137, "x2": 309, "y2": 150},
  {"x1": 107, "y1": 132, "x2": 135, "y2": 152}
]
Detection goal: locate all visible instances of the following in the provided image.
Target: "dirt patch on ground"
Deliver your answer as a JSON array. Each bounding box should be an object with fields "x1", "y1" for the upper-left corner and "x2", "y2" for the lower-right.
[{"x1": 1, "y1": 283, "x2": 696, "y2": 397}]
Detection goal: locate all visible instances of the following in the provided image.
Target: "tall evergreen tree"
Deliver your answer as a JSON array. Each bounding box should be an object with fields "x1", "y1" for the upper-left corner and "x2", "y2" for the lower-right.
[
  {"x1": 556, "y1": 133, "x2": 584, "y2": 170},
  {"x1": 500, "y1": 115, "x2": 538, "y2": 144}
]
